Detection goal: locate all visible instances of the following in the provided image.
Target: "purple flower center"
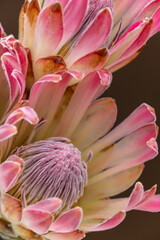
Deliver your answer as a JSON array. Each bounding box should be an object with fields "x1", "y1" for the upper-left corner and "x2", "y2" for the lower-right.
[{"x1": 11, "y1": 138, "x2": 88, "y2": 209}]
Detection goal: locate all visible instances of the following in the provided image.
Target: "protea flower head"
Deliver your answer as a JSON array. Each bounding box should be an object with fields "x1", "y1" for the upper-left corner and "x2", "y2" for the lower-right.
[
  {"x1": 19, "y1": 0, "x2": 160, "y2": 86},
  {"x1": 0, "y1": 1, "x2": 160, "y2": 240},
  {"x1": 0, "y1": 45, "x2": 160, "y2": 239}
]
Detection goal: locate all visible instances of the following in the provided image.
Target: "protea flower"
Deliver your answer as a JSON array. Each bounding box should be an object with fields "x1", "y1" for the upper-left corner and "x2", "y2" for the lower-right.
[
  {"x1": 0, "y1": 53, "x2": 160, "y2": 240},
  {"x1": 19, "y1": 0, "x2": 160, "y2": 86},
  {"x1": 0, "y1": 1, "x2": 160, "y2": 240}
]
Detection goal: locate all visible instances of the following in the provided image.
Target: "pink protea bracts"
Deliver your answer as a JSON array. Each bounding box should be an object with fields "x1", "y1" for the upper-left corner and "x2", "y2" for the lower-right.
[
  {"x1": 0, "y1": 27, "x2": 39, "y2": 144},
  {"x1": 19, "y1": 0, "x2": 160, "y2": 85},
  {"x1": 0, "y1": 67, "x2": 159, "y2": 240}
]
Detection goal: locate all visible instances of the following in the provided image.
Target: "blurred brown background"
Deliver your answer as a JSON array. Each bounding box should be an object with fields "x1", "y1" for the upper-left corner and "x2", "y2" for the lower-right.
[{"x1": 0, "y1": 1, "x2": 160, "y2": 239}]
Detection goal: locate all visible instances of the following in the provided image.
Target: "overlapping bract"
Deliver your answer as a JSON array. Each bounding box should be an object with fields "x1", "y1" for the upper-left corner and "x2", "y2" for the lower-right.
[{"x1": 19, "y1": 0, "x2": 160, "y2": 85}]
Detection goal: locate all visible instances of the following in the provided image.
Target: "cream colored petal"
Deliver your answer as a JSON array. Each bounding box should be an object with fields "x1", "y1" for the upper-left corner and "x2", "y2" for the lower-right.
[{"x1": 82, "y1": 164, "x2": 143, "y2": 202}]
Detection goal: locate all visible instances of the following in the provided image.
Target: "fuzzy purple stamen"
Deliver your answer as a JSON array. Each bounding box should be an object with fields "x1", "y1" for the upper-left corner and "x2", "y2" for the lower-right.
[{"x1": 12, "y1": 137, "x2": 88, "y2": 209}]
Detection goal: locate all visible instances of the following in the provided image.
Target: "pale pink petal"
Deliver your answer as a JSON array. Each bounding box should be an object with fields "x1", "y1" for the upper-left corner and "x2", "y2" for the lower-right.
[
  {"x1": 70, "y1": 48, "x2": 109, "y2": 77},
  {"x1": 126, "y1": 182, "x2": 144, "y2": 211},
  {"x1": 1, "y1": 194, "x2": 22, "y2": 223},
  {"x1": 0, "y1": 157, "x2": 23, "y2": 192},
  {"x1": 1, "y1": 53, "x2": 21, "y2": 103},
  {"x1": 0, "y1": 23, "x2": 6, "y2": 38},
  {"x1": 44, "y1": 231, "x2": 85, "y2": 240},
  {"x1": 0, "y1": 124, "x2": 17, "y2": 142},
  {"x1": 66, "y1": 8, "x2": 112, "y2": 66},
  {"x1": 11, "y1": 70, "x2": 25, "y2": 101},
  {"x1": 135, "y1": 195, "x2": 160, "y2": 212},
  {"x1": 86, "y1": 103, "x2": 156, "y2": 155},
  {"x1": 92, "y1": 211, "x2": 126, "y2": 231},
  {"x1": 22, "y1": 209, "x2": 53, "y2": 235},
  {"x1": 106, "y1": 20, "x2": 149, "y2": 68},
  {"x1": 26, "y1": 198, "x2": 62, "y2": 213},
  {"x1": 138, "y1": 185, "x2": 157, "y2": 206},
  {"x1": 118, "y1": 0, "x2": 153, "y2": 32},
  {"x1": 33, "y1": 3, "x2": 63, "y2": 59},
  {"x1": 50, "y1": 207, "x2": 83, "y2": 233},
  {"x1": 54, "y1": 71, "x2": 111, "y2": 138},
  {"x1": 134, "y1": 0, "x2": 160, "y2": 23},
  {"x1": 44, "y1": 0, "x2": 68, "y2": 9},
  {"x1": 118, "y1": 19, "x2": 153, "y2": 62},
  {"x1": 71, "y1": 98, "x2": 117, "y2": 150},
  {"x1": 13, "y1": 41, "x2": 28, "y2": 76},
  {"x1": 29, "y1": 73, "x2": 69, "y2": 121},
  {"x1": 6, "y1": 107, "x2": 39, "y2": 125},
  {"x1": 59, "y1": 0, "x2": 89, "y2": 46}
]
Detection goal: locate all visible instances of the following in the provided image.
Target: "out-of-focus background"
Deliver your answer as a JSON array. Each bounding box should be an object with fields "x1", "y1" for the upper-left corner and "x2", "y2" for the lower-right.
[{"x1": 0, "y1": 1, "x2": 160, "y2": 239}]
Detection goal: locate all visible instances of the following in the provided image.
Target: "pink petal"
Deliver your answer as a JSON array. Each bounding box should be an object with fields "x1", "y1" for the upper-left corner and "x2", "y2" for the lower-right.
[
  {"x1": 66, "y1": 7, "x2": 112, "y2": 66},
  {"x1": 134, "y1": 0, "x2": 160, "y2": 23},
  {"x1": 0, "y1": 156, "x2": 23, "y2": 192},
  {"x1": 59, "y1": 0, "x2": 89, "y2": 46},
  {"x1": 119, "y1": 19, "x2": 153, "y2": 62},
  {"x1": 50, "y1": 207, "x2": 83, "y2": 233},
  {"x1": 70, "y1": 48, "x2": 109, "y2": 78},
  {"x1": 88, "y1": 125, "x2": 158, "y2": 176},
  {"x1": 71, "y1": 98, "x2": 117, "y2": 150},
  {"x1": 152, "y1": 7, "x2": 160, "y2": 35},
  {"x1": 106, "y1": 20, "x2": 149, "y2": 68},
  {"x1": 22, "y1": 209, "x2": 53, "y2": 235},
  {"x1": 44, "y1": 0, "x2": 68, "y2": 9},
  {"x1": 1, "y1": 194, "x2": 22, "y2": 223},
  {"x1": 137, "y1": 185, "x2": 157, "y2": 206},
  {"x1": 29, "y1": 74, "x2": 68, "y2": 121},
  {"x1": 0, "y1": 23, "x2": 6, "y2": 38},
  {"x1": 33, "y1": 3, "x2": 63, "y2": 59},
  {"x1": 26, "y1": 198, "x2": 62, "y2": 213},
  {"x1": 54, "y1": 71, "x2": 110, "y2": 138},
  {"x1": 44, "y1": 231, "x2": 85, "y2": 240},
  {"x1": 0, "y1": 124, "x2": 17, "y2": 142},
  {"x1": 135, "y1": 195, "x2": 160, "y2": 212},
  {"x1": 92, "y1": 211, "x2": 126, "y2": 231},
  {"x1": 11, "y1": 70, "x2": 25, "y2": 101},
  {"x1": 87, "y1": 103, "x2": 156, "y2": 154},
  {"x1": 13, "y1": 41, "x2": 28, "y2": 76},
  {"x1": 118, "y1": 0, "x2": 154, "y2": 32},
  {"x1": 6, "y1": 107, "x2": 39, "y2": 125},
  {"x1": 1, "y1": 53, "x2": 21, "y2": 103},
  {"x1": 126, "y1": 182, "x2": 144, "y2": 211}
]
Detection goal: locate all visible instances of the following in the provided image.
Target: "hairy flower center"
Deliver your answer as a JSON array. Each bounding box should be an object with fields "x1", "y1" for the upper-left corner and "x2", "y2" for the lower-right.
[{"x1": 11, "y1": 138, "x2": 88, "y2": 209}]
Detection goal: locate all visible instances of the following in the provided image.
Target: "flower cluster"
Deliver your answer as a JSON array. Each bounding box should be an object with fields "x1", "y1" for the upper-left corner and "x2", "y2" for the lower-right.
[{"x1": 0, "y1": 1, "x2": 160, "y2": 240}]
